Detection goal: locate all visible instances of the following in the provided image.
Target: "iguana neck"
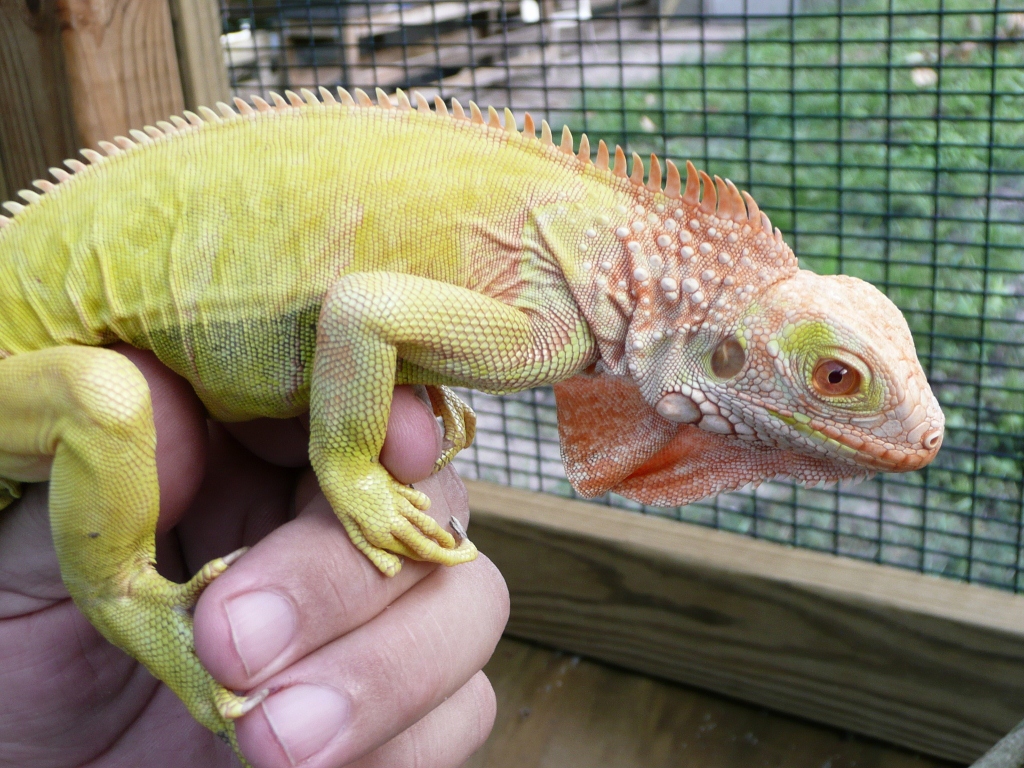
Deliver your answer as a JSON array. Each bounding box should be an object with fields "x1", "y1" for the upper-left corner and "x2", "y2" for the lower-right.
[{"x1": 540, "y1": 162, "x2": 799, "y2": 397}]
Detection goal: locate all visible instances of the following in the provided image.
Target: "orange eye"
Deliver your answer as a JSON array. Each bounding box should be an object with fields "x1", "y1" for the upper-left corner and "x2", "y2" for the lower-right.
[
  {"x1": 812, "y1": 359, "x2": 861, "y2": 397},
  {"x1": 711, "y1": 337, "x2": 746, "y2": 379}
]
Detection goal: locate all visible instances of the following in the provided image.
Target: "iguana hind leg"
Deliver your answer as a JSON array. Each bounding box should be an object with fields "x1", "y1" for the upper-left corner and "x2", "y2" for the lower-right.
[
  {"x1": 0, "y1": 347, "x2": 261, "y2": 760},
  {"x1": 0, "y1": 477, "x2": 21, "y2": 511},
  {"x1": 426, "y1": 385, "x2": 477, "y2": 472}
]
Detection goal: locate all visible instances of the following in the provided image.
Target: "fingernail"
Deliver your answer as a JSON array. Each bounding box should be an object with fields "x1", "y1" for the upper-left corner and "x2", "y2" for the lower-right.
[
  {"x1": 262, "y1": 685, "x2": 350, "y2": 765},
  {"x1": 225, "y1": 591, "x2": 297, "y2": 676}
]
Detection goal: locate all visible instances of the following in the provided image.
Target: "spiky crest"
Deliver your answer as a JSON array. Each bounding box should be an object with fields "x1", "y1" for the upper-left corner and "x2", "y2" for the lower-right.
[{"x1": 0, "y1": 87, "x2": 774, "y2": 236}]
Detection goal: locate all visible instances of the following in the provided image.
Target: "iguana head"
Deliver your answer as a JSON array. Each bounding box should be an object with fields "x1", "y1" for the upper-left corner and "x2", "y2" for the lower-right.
[
  {"x1": 554, "y1": 157, "x2": 944, "y2": 504},
  {"x1": 651, "y1": 269, "x2": 944, "y2": 475}
]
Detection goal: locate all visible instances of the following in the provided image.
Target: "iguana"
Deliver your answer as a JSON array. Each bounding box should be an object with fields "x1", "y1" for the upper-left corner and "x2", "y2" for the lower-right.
[{"x1": 0, "y1": 87, "x2": 944, "y2": 760}]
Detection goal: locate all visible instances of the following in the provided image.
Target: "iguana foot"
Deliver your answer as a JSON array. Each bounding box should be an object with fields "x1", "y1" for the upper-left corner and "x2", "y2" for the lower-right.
[
  {"x1": 0, "y1": 477, "x2": 21, "y2": 511},
  {"x1": 334, "y1": 466, "x2": 478, "y2": 577},
  {"x1": 427, "y1": 385, "x2": 477, "y2": 472},
  {"x1": 90, "y1": 548, "x2": 264, "y2": 739}
]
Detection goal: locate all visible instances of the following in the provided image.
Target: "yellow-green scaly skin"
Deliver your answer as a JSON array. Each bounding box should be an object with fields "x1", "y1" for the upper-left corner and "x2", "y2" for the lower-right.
[{"x1": 0, "y1": 89, "x2": 944, "y2": 758}]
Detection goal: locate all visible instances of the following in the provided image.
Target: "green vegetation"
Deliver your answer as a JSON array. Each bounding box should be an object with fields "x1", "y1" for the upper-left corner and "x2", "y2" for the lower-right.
[{"x1": 557, "y1": 0, "x2": 1024, "y2": 589}]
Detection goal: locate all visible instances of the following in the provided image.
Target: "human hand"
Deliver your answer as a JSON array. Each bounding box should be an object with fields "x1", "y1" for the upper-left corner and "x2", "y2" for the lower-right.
[{"x1": 0, "y1": 344, "x2": 508, "y2": 768}]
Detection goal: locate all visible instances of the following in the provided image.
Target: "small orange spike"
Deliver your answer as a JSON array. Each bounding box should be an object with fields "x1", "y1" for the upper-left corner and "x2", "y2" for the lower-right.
[
  {"x1": 541, "y1": 121, "x2": 553, "y2": 146},
  {"x1": 415, "y1": 92, "x2": 431, "y2": 112},
  {"x1": 65, "y1": 159, "x2": 87, "y2": 172},
  {"x1": 523, "y1": 113, "x2": 536, "y2": 137},
  {"x1": 216, "y1": 102, "x2": 236, "y2": 119},
  {"x1": 665, "y1": 160, "x2": 681, "y2": 198},
  {"x1": 337, "y1": 88, "x2": 356, "y2": 106},
  {"x1": 198, "y1": 106, "x2": 221, "y2": 123},
  {"x1": 81, "y1": 148, "x2": 104, "y2": 164},
  {"x1": 434, "y1": 95, "x2": 448, "y2": 115},
  {"x1": 300, "y1": 88, "x2": 319, "y2": 105},
  {"x1": 775, "y1": 226, "x2": 783, "y2": 242},
  {"x1": 129, "y1": 129, "x2": 152, "y2": 144},
  {"x1": 319, "y1": 86, "x2": 337, "y2": 104},
  {"x1": 252, "y1": 95, "x2": 273, "y2": 112},
  {"x1": 613, "y1": 145, "x2": 627, "y2": 178},
  {"x1": 577, "y1": 133, "x2": 591, "y2": 163},
  {"x1": 395, "y1": 89, "x2": 412, "y2": 109},
  {"x1": 646, "y1": 154, "x2": 662, "y2": 192},
  {"x1": 714, "y1": 176, "x2": 735, "y2": 219},
  {"x1": 487, "y1": 105, "x2": 501, "y2": 128},
  {"x1": 99, "y1": 141, "x2": 122, "y2": 155},
  {"x1": 596, "y1": 140, "x2": 609, "y2": 170},
  {"x1": 234, "y1": 97, "x2": 256, "y2": 115},
  {"x1": 452, "y1": 99, "x2": 466, "y2": 120},
  {"x1": 269, "y1": 93, "x2": 288, "y2": 109},
  {"x1": 32, "y1": 179, "x2": 55, "y2": 192},
  {"x1": 741, "y1": 191, "x2": 761, "y2": 228},
  {"x1": 682, "y1": 161, "x2": 700, "y2": 205},
  {"x1": 114, "y1": 136, "x2": 135, "y2": 150},
  {"x1": 698, "y1": 170, "x2": 717, "y2": 213},
  {"x1": 144, "y1": 125, "x2": 165, "y2": 139},
  {"x1": 725, "y1": 179, "x2": 745, "y2": 220},
  {"x1": 560, "y1": 125, "x2": 574, "y2": 154},
  {"x1": 376, "y1": 88, "x2": 393, "y2": 108},
  {"x1": 504, "y1": 108, "x2": 516, "y2": 133},
  {"x1": 285, "y1": 90, "x2": 304, "y2": 107},
  {"x1": 469, "y1": 102, "x2": 484, "y2": 124},
  {"x1": 353, "y1": 89, "x2": 373, "y2": 107},
  {"x1": 630, "y1": 152, "x2": 645, "y2": 185},
  {"x1": 50, "y1": 167, "x2": 72, "y2": 182},
  {"x1": 761, "y1": 212, "x2": 773, "y2": 232}
]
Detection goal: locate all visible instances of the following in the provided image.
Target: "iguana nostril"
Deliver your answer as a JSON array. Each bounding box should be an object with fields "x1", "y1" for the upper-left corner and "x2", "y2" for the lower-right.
[{"x1": 922, "y1": 429, "x2": 942, "y2": 451}]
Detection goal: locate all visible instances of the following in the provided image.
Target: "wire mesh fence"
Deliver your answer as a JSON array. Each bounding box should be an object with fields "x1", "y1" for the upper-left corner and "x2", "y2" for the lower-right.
[{"x1": 219, "y1": 0, "x2": 1024, "y2": 591}]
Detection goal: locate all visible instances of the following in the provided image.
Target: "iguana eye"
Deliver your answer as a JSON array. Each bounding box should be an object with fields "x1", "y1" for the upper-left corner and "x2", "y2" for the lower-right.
[
  {"x1": 812, "y1": 359, "x2": 861, "y2": 396},
  {"x1": 711, "y1": 337, "x2": 746, "y2": 379}
]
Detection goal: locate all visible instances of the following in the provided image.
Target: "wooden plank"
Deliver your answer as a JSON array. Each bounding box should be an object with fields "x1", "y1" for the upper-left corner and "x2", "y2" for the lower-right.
[
  {"x1": 468, "y1": 637, "x2": 958, "y2": 768},
  {"x1": 0, "y1": 0, "x2": 78, "y2": 197},
  {"x1": 167, "y1": 0, "x2": 231, "y2": 109},
  {"x1": 465, "y1": 479, "x2": 1024, "y2": 764},
  {"x1": 59, "y1": 0, "x2": 185, "y2": 148}
]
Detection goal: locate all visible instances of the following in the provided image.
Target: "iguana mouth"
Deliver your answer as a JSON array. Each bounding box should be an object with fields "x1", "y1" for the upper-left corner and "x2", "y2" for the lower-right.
[{"x1": 767, "y1": 409, "x2": 938, "y2": 472}]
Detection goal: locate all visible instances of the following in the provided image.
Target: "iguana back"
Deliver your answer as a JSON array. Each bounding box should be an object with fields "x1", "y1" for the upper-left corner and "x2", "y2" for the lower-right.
[{"x1": 0, "y1": 92, "x2": 597, "y2": 418}]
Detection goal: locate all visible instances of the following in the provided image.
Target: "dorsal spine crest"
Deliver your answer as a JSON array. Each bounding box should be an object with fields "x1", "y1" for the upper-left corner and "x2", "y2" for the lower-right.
[{"x1": 0, "y1": 88, "x2": 783, "y2": 247}]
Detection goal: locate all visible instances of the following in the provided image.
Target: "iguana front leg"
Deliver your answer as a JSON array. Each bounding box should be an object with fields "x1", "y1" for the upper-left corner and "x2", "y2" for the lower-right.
[
  {"x1": 310, "y1": 271, "x2": 595, "y2": 576},
  {"x1": 0, "y1": 347, "x2": 261, "y2": 760}
]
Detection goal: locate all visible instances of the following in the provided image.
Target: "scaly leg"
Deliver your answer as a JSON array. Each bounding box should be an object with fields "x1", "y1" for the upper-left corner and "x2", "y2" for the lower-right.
[
  {"x1": 310, "y1": 272, "x2": 595, "y2": 576},
  {"x1": 0, "y1": 347, "x2": 262, "y2": 763},
  {"x1": 426, "y1": 385, "x2": 477, "y2": 472},
  {"x1": 0, "y1": 477, "x2": 21, "y2": 511}
]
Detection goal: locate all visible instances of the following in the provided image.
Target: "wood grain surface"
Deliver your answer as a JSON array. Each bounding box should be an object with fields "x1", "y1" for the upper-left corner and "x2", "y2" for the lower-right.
[
  {"x1": 465, "y1": 480, "x2": 1024, "y2": 763},
  {"x1": 0, "y1": 0, "x2": 78, "y2": 198},
  {"x1": 167, "y1": 0, "x2": 229, "y2": 110},
  {"x1": 57, "y1": 0, "x2": 184, "y2": 148},
  {"x1": 468, "y1": 636, "x2": 962, "y2": 768}
]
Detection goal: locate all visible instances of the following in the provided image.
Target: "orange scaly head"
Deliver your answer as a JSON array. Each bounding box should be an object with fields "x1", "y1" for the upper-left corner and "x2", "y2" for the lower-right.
[{"x1": 554, "y1": 160, "x2": 943, "y2": 505}]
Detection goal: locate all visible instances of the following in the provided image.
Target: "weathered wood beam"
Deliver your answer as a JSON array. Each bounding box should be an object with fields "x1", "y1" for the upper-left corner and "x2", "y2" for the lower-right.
[{"x1": 466, "y1": 479, "x2": 1024, "y2": 764}]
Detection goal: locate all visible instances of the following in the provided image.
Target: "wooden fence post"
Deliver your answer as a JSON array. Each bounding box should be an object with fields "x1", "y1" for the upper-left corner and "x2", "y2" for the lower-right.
[
  {"x1": 0, "y1": 0, "x2": 228, "y2": 198},
  {"x1": 0, "y1": 0, "x2": 78, "y2": 197},
  {"x1": 168, "y1": 0, "x2": 231, "y2": 109}
]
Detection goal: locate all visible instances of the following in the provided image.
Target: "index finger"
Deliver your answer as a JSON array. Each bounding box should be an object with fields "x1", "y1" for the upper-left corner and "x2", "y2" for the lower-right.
[{"x1": 193, "y1": 388, "x2": 470, "y2": 692}]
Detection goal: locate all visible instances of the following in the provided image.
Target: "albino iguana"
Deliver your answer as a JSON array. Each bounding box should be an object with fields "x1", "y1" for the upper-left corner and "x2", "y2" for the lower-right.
[{"x1": 0, "y1": 87, "x2": 944, "y2": 759}]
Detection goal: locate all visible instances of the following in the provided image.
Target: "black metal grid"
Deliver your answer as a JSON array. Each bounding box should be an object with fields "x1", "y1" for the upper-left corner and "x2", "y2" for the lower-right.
[{"x1": 219, "y1": 0, "x2": 1024, "y2": 591}]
